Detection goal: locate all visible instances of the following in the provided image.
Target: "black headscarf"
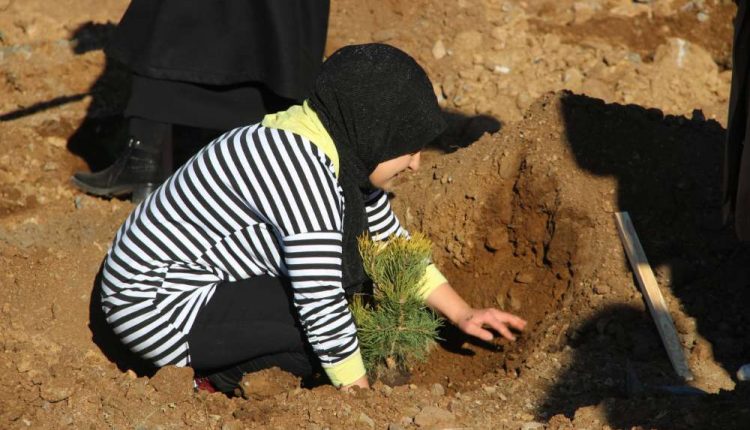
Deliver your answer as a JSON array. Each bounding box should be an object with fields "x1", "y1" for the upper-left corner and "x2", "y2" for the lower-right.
[{"x1": 308, "y1": 43, "x2": 447, "y2": 293}]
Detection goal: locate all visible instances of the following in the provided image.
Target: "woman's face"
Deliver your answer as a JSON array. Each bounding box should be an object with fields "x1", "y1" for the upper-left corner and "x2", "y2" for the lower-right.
[{"x1": 368, "y1": 151, "x2": 421, "y2": 190}]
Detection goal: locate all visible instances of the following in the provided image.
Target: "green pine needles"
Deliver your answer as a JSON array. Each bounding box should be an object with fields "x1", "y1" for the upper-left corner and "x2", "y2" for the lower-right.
[{"x1": 351, "y1": 233, "x2": 443, "y2": 378}]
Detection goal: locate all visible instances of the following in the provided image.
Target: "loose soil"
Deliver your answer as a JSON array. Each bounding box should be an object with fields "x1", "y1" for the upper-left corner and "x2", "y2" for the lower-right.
[{"x1": 1, "y1": 0, "x2": 748, "y2": 429}]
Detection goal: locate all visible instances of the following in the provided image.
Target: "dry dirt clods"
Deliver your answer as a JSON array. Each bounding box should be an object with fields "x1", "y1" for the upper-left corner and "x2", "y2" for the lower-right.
[{"x1": 0, "y1": 0, "x2": 746, "y2": 429}]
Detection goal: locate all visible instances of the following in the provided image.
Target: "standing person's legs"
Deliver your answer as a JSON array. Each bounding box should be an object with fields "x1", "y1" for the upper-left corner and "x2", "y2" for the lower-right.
[
  {"x1": 72, "y1": 117, "x2": 172, "y2": 203},
  {"x1": 125, "y1": 75, "x2": 295, "y2": 131},
  {"x1": 186, "y1": 276, "x2": 319, "y2": 393},
  {"x1": 72, "y1": 75, "x2": 295, "y2": 203}
]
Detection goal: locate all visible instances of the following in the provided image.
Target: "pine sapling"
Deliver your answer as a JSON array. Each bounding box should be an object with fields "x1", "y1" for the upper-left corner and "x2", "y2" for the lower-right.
[{"x1": 351, "y1": 233, "x2": 442, "y2": 380}]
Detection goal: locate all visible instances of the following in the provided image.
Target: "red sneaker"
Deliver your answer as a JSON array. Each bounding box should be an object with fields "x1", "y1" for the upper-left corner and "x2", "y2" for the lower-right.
[{"x1": 194, "y1": 376, "x2": 217, "y2": 393}]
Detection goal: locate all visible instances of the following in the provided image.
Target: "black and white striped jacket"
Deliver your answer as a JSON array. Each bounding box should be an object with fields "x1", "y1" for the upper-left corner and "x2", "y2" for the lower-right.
[{"x1": 100, "y1": 123, "x2": 406, "y2": 376}]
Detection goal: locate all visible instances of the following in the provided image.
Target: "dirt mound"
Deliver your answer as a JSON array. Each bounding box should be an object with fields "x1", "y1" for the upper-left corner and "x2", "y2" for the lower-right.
[
  {"x1": 391, "y1": 90, "x2": 749, "y2": 426},
  {"x1": 1, "y1": 0, "x2": 748, "y2": 428},
  {"x1": 2, "y1": 86, "x2": 749, "y2": 428},
  {"x1": 238, "y1": 367, "x2": 301, "y2": 401},
  {"x1": 0, "y1": 89, "x2": 750, "y2": 428}
]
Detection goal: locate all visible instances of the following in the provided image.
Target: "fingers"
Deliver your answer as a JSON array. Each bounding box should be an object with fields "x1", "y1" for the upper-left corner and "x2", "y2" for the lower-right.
[
  {"x1": 481, "y1": 309, "x2": 527, "y2": 341},
  {"x1": 341, "y1": 375, "x2": 370, "y2": 390},
  {"x1": 492, "y1": 309, "x2": 527, "y2": 331},
  {"x1": 460, "y1": 308, "x2": 528, "y2": 342},
  {"x1": 465, "y1": 310, "x2": 511, "y2": 341},
  {"x1": 483, "y1": 314, "x2": 516, "y2": 341},
  {"x1": 464, "y1": 323, "x2": 495, "y2": 342}
]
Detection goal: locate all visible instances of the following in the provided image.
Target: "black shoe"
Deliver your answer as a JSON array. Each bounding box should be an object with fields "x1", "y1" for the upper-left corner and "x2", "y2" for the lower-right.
[{"x1": 72, "y1": 137, "x2": 166, "y2": 203}]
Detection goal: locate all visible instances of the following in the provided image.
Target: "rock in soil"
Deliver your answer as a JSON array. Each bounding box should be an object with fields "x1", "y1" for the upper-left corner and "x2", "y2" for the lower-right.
[
  {"x1": 413, "y1": 406, "x2": 455, "y2": 427},
  {"x1": 238, "y1": 367, "x2": 300, "y2": 400},
  {"x1": 149, "y1": 365, "x2": 194, "y2": 401}
]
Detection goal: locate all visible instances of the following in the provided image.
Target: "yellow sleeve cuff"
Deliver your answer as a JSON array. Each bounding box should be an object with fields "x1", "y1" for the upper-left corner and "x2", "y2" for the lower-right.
[
  {"x1": 323, "y1": 349, "x2": 367, "y2": 387},
  {"x1": 418, "y1": 264, "x2": 448, "y2": 300}
]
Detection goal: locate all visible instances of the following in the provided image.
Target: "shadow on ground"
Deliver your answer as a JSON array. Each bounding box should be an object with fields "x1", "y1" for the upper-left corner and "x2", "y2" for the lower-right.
[
  {"x1": 433, "y1": 110, "x2": 502, "y2": 153},
  {"x1": 64, "y1": 22, "x2": 133, "y2": 171},
  {"x1": 536, "y1": 93, "x2": 750, "y2": 429},
  {"x1": 0, "y1": 22, "x2": 130, "y2": 170},
  {"x1": 539, "y1": 304, "x2": 750, "y2": 429}
]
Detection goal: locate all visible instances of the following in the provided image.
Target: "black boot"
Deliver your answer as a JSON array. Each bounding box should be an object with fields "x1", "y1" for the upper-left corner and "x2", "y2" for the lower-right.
[{"x1": 72, "y1": 119, "x2": 172, "y2": 203}]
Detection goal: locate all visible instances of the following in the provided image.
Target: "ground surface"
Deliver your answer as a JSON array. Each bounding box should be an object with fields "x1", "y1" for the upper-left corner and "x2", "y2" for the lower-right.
[{"x1": 1, "y1": 0, "x2": 749, "y2": 429}]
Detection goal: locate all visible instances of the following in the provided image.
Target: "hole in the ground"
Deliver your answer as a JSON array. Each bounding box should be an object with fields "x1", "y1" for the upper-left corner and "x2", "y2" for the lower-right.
[{"x1": 408, "y1": 145, "x2": 581, "y2": 390}]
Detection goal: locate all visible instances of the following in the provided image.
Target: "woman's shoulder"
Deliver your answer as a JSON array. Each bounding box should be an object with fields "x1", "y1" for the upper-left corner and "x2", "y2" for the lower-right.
[
  {"x1": 204, "y1": 123, "x2": 340, "y2": 193},
  {"x1": 262, "y1": 124, "x2": 339, "y2": 183}
]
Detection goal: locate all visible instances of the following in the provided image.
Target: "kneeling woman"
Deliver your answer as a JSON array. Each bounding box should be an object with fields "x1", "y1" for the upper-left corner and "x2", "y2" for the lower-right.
[{"x1": 99, "y1": 44, "x2": 526, "y2": 392}]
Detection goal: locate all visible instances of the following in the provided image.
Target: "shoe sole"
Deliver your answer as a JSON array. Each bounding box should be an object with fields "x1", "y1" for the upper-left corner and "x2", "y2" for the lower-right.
[{"x1": 70, "y1": 177, "x2": 157, "y2": 203}]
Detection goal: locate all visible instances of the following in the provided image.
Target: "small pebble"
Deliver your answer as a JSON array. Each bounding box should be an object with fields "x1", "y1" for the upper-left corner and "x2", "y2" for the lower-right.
[
  {"x1": 432, "y1": 40, "x2": 447, "y2": 60},
  {"x1": 627, "y1": 52, "x2": 642, "y2": 63},
  {"x1": 697, "y1": 12, "x2": 709, "y2": 22},
  {"x1": 414, "y1": 406, "x2": 455, "y2": 427},
  {"x1": 358, "y1": 413, "x2": 375, "y2": 429},
  {"x1": 372, "y1": 29, "x2": 398, "y2": 42},
  {"x1": 514, "y1": 272, "x2": 534, "y2": 284},
  {"x1": 493, "y1": 65, "x2": 511, "y2": 74},
  {"x1": 381, "y1": 385, "x2": 393, "y2": 396},
  {"x1": 430, "y1": 383, "x2": 445, "y2": 396}
]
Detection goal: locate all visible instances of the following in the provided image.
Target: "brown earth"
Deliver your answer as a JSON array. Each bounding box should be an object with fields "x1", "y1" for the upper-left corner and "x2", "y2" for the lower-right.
[{"x1": 1, "y1": 0, "x2": 749, "y2": 429}]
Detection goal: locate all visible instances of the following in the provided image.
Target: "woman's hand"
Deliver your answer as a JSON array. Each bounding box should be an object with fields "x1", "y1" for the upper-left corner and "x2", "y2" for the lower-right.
[
  {"x1": 340, "y1": 375, "x2": 370, "y2": 391},
  {"x1": 456, "y1": 307, "x2": 527, "y2": 341},
  {"x1": 426, "y1": 283, "x2": 527, "y2": 341}
]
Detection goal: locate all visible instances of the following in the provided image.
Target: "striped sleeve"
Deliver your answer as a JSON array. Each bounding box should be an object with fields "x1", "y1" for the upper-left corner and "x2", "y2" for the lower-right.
[
  {"x1": 252, "y1": 127, "x2": 364, "y2": 385},
  {"x1": 364, "y1": 189, "x2": 448, "y2": 300},
  {"x1": 364, "y1": 189, "x2": 408, "y2": 241},
  {"x1": 282, "y1": 230, "x2": 364, "y2": 384}
]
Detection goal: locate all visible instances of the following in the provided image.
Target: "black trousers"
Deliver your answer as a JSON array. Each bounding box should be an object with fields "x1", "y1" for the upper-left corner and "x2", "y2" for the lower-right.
[
  {"x1": 185, "y1": 276, "x2": 319, "y2": 393},
  {"x1": 121, "y1": 75, "x2": 295, "y2": 171},
  {"x1": 126, "y1": 74, "x2": 296, "y2": 131}
]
